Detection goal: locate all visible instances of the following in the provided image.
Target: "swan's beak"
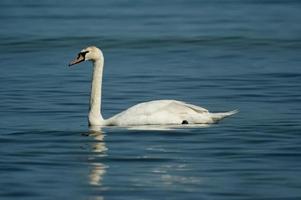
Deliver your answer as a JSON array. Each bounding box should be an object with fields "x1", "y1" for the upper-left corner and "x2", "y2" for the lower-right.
[{"x1": 69, "y1": 53, "x2": 85, "y2": 66}]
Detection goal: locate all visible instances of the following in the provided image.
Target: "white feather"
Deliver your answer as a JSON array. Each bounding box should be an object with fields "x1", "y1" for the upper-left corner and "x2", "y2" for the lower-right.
[{"x1": 69, "y1": 46, "x2": 237, "y2": 127}]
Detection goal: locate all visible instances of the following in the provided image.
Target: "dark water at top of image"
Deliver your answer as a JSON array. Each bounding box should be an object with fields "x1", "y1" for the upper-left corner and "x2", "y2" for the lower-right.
[{"x1": 1, "y1": 0, "x2": 301, "y2": 199}]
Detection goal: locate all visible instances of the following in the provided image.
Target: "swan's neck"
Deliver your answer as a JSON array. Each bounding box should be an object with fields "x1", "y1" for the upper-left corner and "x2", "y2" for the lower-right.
[{"x1": 89, "y1": 59, "x2": 104, "y2": 125}]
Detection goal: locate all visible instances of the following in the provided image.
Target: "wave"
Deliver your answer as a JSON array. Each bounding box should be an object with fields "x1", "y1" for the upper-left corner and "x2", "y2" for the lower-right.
[{"x1": 1, "y1": 35, "x2": 301, "y2": 53}]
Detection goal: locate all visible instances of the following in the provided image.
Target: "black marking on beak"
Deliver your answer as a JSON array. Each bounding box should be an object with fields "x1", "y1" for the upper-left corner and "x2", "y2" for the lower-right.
[
  {"x1": 79, "y1": 51, "x2": 89, "y2": 59},
  {"x1": 68, "y1": 51, "x2": 90, "y2": 66}
]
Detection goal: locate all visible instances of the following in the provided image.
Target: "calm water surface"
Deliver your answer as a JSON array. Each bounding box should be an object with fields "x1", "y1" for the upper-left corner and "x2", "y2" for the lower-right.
[{"x1": 1, "y1": 1, "x2": 301, "y2": 199}]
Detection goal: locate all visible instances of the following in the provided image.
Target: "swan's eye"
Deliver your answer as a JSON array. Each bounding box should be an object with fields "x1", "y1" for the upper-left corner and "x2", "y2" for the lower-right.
[{"x1": 78, "y1": 51, "x2": 89, "y2": 59}]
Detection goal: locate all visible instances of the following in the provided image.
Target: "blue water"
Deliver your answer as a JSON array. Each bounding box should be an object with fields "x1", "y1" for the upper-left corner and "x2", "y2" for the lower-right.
[{"x1": 1, "y1": 1, "x2": 301, "y2": 199}]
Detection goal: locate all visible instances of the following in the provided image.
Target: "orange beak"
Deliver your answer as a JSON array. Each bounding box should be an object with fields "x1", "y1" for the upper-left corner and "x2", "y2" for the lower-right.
[{"x1": 69, "y1": 53, "x2": 85, "y2": 66}]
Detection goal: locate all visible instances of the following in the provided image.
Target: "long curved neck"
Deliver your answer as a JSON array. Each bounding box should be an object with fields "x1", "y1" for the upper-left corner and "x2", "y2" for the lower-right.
[{"x1": 89, "y1": 59, "x2": 104, "y2": 125}]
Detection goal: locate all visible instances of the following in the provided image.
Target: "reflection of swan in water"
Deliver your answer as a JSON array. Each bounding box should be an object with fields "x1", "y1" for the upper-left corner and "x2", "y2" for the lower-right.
[
  {"x1": 89, "y1": 163, "x2": 106, "y2": 186},
  {"x1": 85, "y1": 126, "x2": 108, "y2": 186}
]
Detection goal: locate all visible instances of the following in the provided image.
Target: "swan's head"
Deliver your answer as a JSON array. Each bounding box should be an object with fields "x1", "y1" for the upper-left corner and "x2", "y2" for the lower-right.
[{"x1": 69, "y1": 46, "x2": 103, "y2": 66}]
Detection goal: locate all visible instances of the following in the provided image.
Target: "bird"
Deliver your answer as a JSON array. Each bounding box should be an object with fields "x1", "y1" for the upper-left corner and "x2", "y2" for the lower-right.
[{"x1": 69, "y1": 46, "x2": 237, "y2": 127}]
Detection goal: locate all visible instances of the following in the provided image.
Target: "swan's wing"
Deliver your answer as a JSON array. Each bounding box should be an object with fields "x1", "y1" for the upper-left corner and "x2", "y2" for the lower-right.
[
  {"x1": 175, "y1": 101, "x2": 209, "y2": 114},
  {"x1": 107, "y1": 100, "x2": 209, "y2": 126},
  {"x1": 114, "y1": 100, "x2": 208, "y2": 116},
  {"x1": 160, "y1": 100, "x2": 209, "y2": 115}
]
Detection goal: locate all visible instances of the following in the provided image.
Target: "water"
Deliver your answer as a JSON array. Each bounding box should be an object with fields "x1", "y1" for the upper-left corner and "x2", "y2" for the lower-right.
[{"x1": 1, "y1": 0, "x2": 301, "y2": 199}]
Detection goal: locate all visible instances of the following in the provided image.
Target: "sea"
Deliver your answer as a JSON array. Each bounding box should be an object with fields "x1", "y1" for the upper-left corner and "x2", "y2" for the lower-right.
[{"x1": 1, "y1": 0, "x2": 301, "y2": 199}]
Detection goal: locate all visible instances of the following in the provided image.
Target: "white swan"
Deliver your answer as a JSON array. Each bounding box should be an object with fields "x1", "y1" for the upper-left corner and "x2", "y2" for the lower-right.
[{"x1": 69, "y1": 46, "x2": 237, "y2": 126}]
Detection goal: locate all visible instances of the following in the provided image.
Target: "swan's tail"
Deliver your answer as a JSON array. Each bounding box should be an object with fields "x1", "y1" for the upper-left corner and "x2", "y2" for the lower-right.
[{"x1": 210, "y1": 110, "x2": 238, "y2": 123}]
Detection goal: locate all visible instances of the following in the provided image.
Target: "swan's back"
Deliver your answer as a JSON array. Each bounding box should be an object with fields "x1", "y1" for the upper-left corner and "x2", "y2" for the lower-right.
[{"x1": 106, "y1": 100, "x2": 213, "y2": 126}]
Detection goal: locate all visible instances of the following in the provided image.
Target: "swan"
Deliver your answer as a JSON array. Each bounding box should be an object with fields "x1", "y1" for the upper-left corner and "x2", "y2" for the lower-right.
[{"x1": 68, "y1": 46, "x2": 237, "y2": 126}]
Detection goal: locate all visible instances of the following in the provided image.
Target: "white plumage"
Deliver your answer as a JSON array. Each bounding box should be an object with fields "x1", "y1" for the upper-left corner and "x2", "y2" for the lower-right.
[{"x1": 69, "y1": 46, "x2": 237, "y2": 127}]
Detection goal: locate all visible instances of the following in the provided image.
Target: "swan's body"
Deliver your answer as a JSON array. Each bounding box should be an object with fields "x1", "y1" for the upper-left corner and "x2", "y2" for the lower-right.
[
  {"x1": 69, "y1": 46, "x2": 236, "y2": 127},
  {"x1": 105, "y1": 100, "x2": 236, "y2": 126}
]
